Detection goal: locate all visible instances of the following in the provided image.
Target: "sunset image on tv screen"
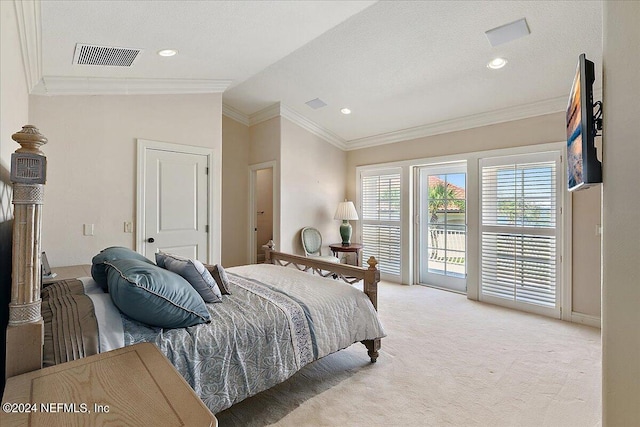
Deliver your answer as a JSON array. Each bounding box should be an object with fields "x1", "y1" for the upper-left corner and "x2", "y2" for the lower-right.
[{"x1": 566, "y1": 66, "x2": 583, "y2": 189}]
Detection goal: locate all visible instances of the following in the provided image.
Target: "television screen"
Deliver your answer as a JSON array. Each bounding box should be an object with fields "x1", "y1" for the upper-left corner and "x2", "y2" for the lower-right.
[
  {"x1": 566, "y1": 54, "x2": 601, "y2": 191},
  {"x1": 566, "y1": 65, "x2": 583, "y2": 190}
]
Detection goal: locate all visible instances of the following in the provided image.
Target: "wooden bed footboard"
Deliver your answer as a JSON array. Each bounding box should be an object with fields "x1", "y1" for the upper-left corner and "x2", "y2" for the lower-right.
[{"x1": 264, "y1": 246, "x2": 382, "y2": 362}]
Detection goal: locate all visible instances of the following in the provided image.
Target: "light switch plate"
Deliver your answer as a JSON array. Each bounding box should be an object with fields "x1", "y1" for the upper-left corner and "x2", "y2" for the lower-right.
[{"x1": 83, "y1": 223, "x2": 94, "y2": 236}]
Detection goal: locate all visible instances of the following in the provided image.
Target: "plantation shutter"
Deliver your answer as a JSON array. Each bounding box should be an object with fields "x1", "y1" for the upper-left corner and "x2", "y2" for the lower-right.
[
  {"x1": 360, "y1": 170, "x2": 401, "y2": 276},
  {"x1": 480, "y1": 152, "x2": 561, "y2": 315}
]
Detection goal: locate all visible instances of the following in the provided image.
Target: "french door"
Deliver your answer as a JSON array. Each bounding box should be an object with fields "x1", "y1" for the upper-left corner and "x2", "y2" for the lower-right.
[
  {"x1": 417, "y1": 164, "x2": 467, "y2": 292},
  {"x1": 479, "y1": 151, "x2": 562, "y2": 317}
]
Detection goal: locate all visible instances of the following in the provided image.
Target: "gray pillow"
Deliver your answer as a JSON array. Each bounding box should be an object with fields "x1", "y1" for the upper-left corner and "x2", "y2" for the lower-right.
[
  {"x1": 92, "y1": 246, "x2": 155, "y2": 291},
  {"x1": 207, "y1": 264, "x2": 232, "y2": 295},
  {"x1": 155, "y1": 251, "x2": 169, "y2": 268},
  {"x1": 160, "y1": 253, "x2": 223, "y2": 303},
  {"x1": 105, "y1": 258, "x2": 211, "y2": 328}
]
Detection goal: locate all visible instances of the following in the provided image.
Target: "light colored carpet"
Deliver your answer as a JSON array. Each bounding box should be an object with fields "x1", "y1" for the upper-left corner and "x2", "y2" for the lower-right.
[{"x1": 216, "y1": 282, "x2": 601, "y2": 426}]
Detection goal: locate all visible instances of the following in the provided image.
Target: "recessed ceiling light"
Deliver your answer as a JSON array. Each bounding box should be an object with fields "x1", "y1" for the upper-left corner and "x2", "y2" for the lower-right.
[
  {"x1": 487, "y1": 57, "x2": 508, "y2": 70},
  {"x1": 157, "y1": 49, "x2": 177, "y2": 57},
  {"x1": 341, "y1": 108, "x2": 352, "y2": 115}
]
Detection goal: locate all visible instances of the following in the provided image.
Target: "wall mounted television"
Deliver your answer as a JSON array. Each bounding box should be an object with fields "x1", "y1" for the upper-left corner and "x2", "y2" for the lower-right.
[{"x1": 566, "y1": 53, "x2": 602, "y2": 192}]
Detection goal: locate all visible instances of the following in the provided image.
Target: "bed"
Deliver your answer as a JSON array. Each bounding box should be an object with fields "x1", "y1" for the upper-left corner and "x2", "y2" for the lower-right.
[{"x1": 5, "y1": 125, "x2": 384, "y2": 415}]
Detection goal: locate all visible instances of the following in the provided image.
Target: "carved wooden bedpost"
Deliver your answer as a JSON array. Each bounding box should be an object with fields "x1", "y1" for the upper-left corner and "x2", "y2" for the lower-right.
[
  {"x1": 362, "y1": 256, "x2": 381, "y2": 363},
  {"x1": 6, "y1": 125, "x2": 47, "y2": 378}
]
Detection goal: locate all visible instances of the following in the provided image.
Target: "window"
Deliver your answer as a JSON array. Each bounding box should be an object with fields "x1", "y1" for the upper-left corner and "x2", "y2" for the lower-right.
[
  {"x1": 360, "y1": 169, "x2": 401, "y2": 277},
  {"x1": 480, "y1": 152, "x2": 562, "y2": 316}
]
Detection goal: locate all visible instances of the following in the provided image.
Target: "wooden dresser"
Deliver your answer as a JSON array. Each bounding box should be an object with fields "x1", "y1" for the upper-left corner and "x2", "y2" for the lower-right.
[{"x1": 1, "y1": 343, "x2": 217, "y2": 427}]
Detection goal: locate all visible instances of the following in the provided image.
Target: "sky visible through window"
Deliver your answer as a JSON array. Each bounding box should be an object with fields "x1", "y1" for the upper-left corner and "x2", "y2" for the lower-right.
[
  {"x1": 443, "y1": 173, "x2": 465, "y2": 189},
  {"x1": 496, "y1": 164, "x2": 554, "y2": 227}
]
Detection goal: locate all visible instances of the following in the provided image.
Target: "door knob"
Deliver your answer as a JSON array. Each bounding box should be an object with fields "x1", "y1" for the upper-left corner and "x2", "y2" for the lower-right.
[{"x1": 147, "y1": 238, "x2": 155, "y2": 243}]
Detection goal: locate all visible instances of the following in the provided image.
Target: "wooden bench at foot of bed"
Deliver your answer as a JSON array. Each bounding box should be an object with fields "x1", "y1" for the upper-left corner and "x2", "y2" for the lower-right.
[{"x1": 264, "y1": 247, "x2": 382, "y2": 362}]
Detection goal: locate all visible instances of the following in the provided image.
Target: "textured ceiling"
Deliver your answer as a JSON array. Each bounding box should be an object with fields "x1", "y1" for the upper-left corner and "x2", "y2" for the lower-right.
[
  {"x1": 38, "y1": 0, "x2": 603, "y2": 147},
  {"x1": 41, "y1": 1, "x2": 374, "y2": 86}
]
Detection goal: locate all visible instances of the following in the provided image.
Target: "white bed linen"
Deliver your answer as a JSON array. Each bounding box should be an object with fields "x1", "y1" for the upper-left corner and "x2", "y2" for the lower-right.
[{"x1": 79, "y1": 277, "x2": 125, "y2": 352}]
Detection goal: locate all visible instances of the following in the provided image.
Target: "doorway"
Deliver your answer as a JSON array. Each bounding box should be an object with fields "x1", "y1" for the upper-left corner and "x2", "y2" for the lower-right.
[
  {"x1": 248, "y1": 161, "x2": 278, "y2": 264},
  {"x1": 136, "y1": 139, "x2": 213, "y2": 262},
  {"x1": 416, "y1": 164, "x2": 467, "y2": 293},
  {"x1": 255, "y1": 168, "x2": 273, "y2": 262}
]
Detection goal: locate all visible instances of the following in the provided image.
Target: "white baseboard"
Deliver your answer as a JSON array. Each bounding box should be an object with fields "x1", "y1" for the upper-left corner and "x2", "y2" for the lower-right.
[{"x1": 571, "y1": 312, "x2": 601, "y2": 328}]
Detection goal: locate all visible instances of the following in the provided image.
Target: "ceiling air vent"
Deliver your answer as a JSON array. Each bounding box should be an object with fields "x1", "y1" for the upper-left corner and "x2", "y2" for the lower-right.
[
  {"x1": 73, "y1": 43, "x2": 142, "y2": 67},
  {"x1": 305, "y1": 98, "x2": 327, "y2": 110}
]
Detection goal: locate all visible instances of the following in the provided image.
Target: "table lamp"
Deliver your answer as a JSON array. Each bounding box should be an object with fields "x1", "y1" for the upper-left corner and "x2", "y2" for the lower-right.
[{"x1": 334, "y1": 200, "x2": 358, "y2": 245}]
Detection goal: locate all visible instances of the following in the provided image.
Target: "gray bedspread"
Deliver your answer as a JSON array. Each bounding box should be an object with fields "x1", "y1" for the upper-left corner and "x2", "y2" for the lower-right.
[{"x1": 122, "y1": 264, "x2": 385, "y2": 414}]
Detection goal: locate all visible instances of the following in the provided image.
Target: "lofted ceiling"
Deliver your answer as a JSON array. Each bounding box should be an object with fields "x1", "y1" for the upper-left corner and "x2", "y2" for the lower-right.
[{"x1": 33, "y1": 0, "x2": 603, "y2": 149}]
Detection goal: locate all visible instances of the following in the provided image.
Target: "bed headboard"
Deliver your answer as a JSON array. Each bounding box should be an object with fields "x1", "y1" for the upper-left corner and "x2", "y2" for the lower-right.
[{"x1": 5, "y1": 125, "x2": 48, "y2": 379}]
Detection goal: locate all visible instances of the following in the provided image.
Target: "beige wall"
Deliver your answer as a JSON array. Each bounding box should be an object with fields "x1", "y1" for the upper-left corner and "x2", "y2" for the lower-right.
[
  {"x1": 249, "y1": 117, "x2": 281, "y2": 166},
  {"x1": 29, "y1": 93, "x2": 223, "y2": 267},
  {"x1": 0, "y1": 0, "x2": 30, "y2": 391},
  {"x1": 226, "y1": 115, "x2": 346, "y2": 260},
  {"x1": 602, "y1": 2, "x2": 640, "y2": 424},
  {"x1": 280, "y1": 118, "x2": 346, "y2": 255},
  {"x1": 248, "y1": 117, "x2": 281, "y2": 253},
  {"x1": 221, "y1": 115, "x2": 249, "y2": 266},
  {"x1": 0, "y1": 0, "x2": 28, "y2": 209},
  {"x1": 0, "y1": 1, "x2": 29, "y2": 164},
  {"x1": 571, "y1": 187, "x2": 601, "y2": 317},
  {"x1": 347, "y1": 112, "x2": 602, "y2": 318}
]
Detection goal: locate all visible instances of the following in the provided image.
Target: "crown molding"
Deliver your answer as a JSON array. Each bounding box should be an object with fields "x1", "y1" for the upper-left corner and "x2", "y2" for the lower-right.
[
  {"x1": 346, "y1": 88, "x2": 602, "y2": 150},
  {"x1": 248, "y1": 103, "x2": 281, "y2": 126},
  {"x1": 345, "y1": 95, "x2": 572, "y2": 150},
  {"x1": 226, "y1": 92, "x2": 586, "y2": 152},
  {"x1": 243, "y1": 103, "x2": 347, "y2": 150},
  {"x1": 14, "y1": 0, "x2": 43, "y2": 92},
  {"x1": 30, "y1": 76, "x2": 232, "y2": 95},
  {"x1": 279, "y1": 104, "x2": 347, "y2": 150},
  {"x1": 222, "y1": 104, "x2": 250, "y2": 126}
]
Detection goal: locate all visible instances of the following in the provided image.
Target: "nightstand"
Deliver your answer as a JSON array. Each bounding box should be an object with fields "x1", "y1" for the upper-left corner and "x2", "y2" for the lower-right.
[
  {"x1": 1, "y1": 342, "x2": 217, "y2": 427},
  {"x1": 42, "y1": 264, "x2": 92, "y2": 285},
  {"x1": 330, "y1": 243, "x2": 364, "y2": 266}
]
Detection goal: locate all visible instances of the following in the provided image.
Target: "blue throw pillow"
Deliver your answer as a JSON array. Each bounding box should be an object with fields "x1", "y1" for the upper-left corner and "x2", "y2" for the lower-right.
[
  {"x1": 162, "y1": 254, "x2": 223, "y2": 303},
  {"x1": 105, "y1": 258, "x2": 211, "y2": 328},
  {"x1": 91, "y1": 247, "x2": 154, "y2": 291}
]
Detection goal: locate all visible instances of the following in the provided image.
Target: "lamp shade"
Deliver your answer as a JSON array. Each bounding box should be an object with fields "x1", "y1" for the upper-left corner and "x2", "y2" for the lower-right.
[{"x1": 334, "y1": 201, "x2": 358, "y2": 221}]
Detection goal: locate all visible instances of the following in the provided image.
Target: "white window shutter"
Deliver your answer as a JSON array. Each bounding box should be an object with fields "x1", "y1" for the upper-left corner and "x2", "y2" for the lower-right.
[
  {"x1": 360, "y1": 171, "x2": 401, "y2": 276},
  {"x1": 480, "y1": 153, "x2": 561, "y2": 313}
]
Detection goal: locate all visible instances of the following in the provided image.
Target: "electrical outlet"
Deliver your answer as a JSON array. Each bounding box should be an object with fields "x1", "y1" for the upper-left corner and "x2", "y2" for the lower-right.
[{"x1": 124, "y1": 221, "x2": 133, "y2": 233}]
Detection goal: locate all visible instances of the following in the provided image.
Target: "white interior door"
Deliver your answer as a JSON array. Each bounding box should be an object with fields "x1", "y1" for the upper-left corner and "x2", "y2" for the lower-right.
[{"x1": 138, "y1": 142, "x2": 210, "y2": 262}]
